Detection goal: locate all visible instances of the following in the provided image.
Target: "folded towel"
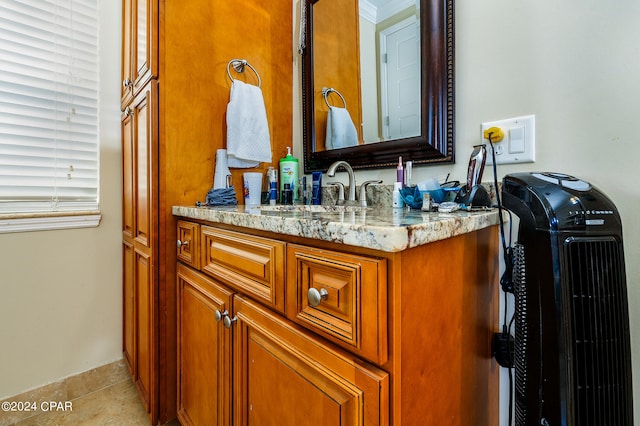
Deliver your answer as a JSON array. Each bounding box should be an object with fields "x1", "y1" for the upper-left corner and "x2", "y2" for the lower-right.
[
  {"x1": 325, "y1": 106, "x2": 358, "y2": 150},
  {"x1": 205, "y1": 187, "x2": 238, "y2": 206},
  {"x1": 226, "y1": 80, "x2": 272, "y2": 168}
]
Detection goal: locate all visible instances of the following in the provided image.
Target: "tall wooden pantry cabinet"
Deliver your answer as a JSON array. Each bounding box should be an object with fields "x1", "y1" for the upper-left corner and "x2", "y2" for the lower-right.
[{"x1": 120, "y1": 0, "x2": 293, "y2": 423}]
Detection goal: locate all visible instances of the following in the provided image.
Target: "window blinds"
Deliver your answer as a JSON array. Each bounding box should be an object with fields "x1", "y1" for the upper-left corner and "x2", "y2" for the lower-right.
[{"x1": 0, "y1": 0, "x2": 99, "y2": 214}]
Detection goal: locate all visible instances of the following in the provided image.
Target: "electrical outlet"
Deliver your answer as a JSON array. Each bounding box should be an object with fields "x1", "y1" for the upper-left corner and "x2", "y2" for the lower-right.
[{"x1": 482, "y1": 115, "x2": 535, "y2": 165}]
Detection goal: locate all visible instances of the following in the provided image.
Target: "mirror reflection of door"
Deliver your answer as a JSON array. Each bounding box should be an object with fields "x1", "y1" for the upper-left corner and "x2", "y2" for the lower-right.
[
  {"x1": 358, "y1": 0, "x2": 420, "y2": 145},
  {"x1": 380, "y1": 16, "x2": 420, "y2": 140}
]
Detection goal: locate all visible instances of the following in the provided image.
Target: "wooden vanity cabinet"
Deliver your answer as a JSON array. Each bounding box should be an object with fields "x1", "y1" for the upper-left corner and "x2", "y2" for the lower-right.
[
  {"x1": 177, "y1": 224, "x2": 390, "y2": 425},
  {"x1": 176, "y1": 220, "x2": 499, "y2": 425},
  {"x1": 121, "y1": 0, "x2": 165, "y2": 422}
]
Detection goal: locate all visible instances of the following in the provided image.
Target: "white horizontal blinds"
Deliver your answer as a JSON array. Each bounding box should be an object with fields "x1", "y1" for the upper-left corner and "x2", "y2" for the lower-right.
[{"x1": 0, "y1": 0, "x2": 99, "y2": 213}]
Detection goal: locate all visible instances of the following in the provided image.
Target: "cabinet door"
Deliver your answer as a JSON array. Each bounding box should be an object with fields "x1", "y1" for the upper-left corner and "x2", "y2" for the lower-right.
[
  {"x1": 121, "y1": 81, "x2": 159, "y2": 423},
  {"x1": 135, "y1": 248, "x2": 154, "y2": 414},
  {"x1": 121, "y1": 0, "x2": 133, "y2": 106},
  {"x1": 232, "y1": 295, "x2": 389, "y2": 426},
  {"x1": 121, "y1": 0, "x2": 158, "y2": 106},
  {"x1": 121, "y1": 103, "x2": 136, "y2": 375},
  {"x1": 121, "y1": 105, "x2": 134, "y2": 239},
  {"x1": 136, "y1": 82, "x2": 158, "y2": 422},
  {"x1": 132, "y1": 83, "x2": 158, "y2": 251},
  {"x1": 122, "y1": 240, "x2": 136, "y2": 374},
  {"x1": 177, "y1": 264, "x2": 234, "y2": 426}
]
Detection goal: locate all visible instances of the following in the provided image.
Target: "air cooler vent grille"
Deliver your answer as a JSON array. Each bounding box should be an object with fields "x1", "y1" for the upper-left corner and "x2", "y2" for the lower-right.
[
  {"x1": 513, "y1": 243, "x2": 529, "y2": 425},
  {"x1": 564, "y1": 237, "x2": 632, "y2": 426}
]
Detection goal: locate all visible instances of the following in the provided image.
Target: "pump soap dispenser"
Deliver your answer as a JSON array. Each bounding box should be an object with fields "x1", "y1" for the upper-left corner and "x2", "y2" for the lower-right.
[{"x1": 279, "y1": 147, "x2": 299, "y2": 203}]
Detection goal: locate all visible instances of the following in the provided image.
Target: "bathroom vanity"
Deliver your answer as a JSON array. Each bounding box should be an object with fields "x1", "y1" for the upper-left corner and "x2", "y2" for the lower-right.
[{"x1": 173, "y1": 205, "x2": 500, "y2": 425}]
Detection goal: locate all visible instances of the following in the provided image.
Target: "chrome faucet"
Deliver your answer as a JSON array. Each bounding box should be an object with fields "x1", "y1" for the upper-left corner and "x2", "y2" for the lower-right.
[{"x1": 327, "y1": 160, "x2": 356, "y2": 202}]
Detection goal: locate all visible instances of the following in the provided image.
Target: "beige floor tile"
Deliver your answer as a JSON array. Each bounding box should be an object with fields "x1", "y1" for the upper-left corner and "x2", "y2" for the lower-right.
[
  {"x1": 0, "y1": 382, "x2": 67, "y2": 425},
  {"x1": 65, "y1": 359, "x2": 129, "y2": 401},
  {"x1": 12, "y1": 379, "x2": 150, "y2": 426},
  {"x1": 1, "y1": 362, "x2": 181, "y2": 426}
]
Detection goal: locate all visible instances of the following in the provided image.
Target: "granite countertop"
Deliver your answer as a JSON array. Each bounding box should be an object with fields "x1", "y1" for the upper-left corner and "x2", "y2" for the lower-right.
[{"x1": 172, "y1": 204, "x2": 502, "y2": 253}]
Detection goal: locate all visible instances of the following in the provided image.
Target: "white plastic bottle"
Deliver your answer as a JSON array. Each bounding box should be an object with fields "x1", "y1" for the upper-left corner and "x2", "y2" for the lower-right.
[{"x1": 392, "y1": 182, "x2": 404, "y2": 208}]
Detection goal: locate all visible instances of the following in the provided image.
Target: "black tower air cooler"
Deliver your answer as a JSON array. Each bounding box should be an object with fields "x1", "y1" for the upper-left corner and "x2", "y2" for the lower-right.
[{"x1": 502, "y1": 172, "x2": 633, "y2": 426}]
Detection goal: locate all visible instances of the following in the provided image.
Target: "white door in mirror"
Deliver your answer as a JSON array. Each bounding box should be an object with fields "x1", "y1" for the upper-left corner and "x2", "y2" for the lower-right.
[{"x1": 381, "y1": 16, "x2": 420, "y2": 140}]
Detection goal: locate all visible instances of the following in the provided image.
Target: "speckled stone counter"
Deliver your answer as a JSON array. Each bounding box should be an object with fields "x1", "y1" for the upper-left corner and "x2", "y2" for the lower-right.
[{"x1": 172, "y1": 204, "x2": 502, "y2": 253}]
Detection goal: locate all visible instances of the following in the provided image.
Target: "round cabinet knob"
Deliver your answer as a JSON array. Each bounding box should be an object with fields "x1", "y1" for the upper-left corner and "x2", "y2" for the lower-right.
[
  {"x1": 122, "y1": 78, "x2": 132, "y2": 88},
  {"x1": 177, "y1": 239, "x2": 189, "y2": 249},
  {"x1": 223, "y1": 315, "x2": 238, "y2": 329},
  {"x1": 307, "y1": 288, "x2": 329, "y2": 307},
  {"x1": 214, "y1": 310, "x2": 228, "y2": 322}
]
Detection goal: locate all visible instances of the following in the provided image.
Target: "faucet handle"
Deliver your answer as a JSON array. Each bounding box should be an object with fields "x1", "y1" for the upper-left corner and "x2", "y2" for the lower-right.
[
  {"x1": 327, "y1": 182, "x2": 345, "y2": 204},
  {"x1": 359, "y1": 180, "x2": 383, "y2": 207}
]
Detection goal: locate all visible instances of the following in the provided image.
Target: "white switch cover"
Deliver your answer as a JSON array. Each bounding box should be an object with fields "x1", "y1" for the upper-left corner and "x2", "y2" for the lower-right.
[{"x1": 482, "y1": 115, "x2": 535, "y2": 165}]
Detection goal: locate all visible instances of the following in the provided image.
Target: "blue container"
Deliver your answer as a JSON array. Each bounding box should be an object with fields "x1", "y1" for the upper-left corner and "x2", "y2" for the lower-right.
[{"x1": 401, "y1": 186, "x2": 461, "y2": 209}]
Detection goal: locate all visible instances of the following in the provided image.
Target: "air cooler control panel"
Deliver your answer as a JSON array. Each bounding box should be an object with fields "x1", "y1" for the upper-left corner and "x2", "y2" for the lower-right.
[{"x1": 532, "y1": 172, "x2": 591, "y2": 191}]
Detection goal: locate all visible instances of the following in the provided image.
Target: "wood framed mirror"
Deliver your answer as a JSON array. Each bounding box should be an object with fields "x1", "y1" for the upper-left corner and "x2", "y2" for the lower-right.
[{"x1": 301, "y1": 0, "x2": 455, "y2": 173}]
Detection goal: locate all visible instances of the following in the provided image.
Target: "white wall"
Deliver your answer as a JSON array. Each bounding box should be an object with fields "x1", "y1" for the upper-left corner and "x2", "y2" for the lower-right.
[
  {"x1": 294, "y1": 0, "x2": 640, "y2": 423},
  {"x1": 0, "y1": 0, "x2": 123, "y2": 399}
]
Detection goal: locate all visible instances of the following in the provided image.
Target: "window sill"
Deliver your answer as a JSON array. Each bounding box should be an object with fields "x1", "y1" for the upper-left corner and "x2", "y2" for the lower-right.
[{"x1": 0, "y1": 212, "x2": 102, "y2": 234}]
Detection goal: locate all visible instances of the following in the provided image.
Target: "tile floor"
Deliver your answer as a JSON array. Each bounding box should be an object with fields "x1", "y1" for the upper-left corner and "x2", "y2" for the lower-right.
[{"x1": 1, "y1": 360, "x2": 180, "y2": 426}]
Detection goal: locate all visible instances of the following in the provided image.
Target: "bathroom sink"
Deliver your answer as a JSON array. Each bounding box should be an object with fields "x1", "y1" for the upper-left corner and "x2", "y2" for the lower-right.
[{"x1": 257, "y1": 204, "x2": 370, "y2": 213}]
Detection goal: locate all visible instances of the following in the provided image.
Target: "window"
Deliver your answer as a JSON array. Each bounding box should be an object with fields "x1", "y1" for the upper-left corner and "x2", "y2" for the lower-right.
[{"x1": 0, "y1": 0, "x2": 100, "y2": 231}]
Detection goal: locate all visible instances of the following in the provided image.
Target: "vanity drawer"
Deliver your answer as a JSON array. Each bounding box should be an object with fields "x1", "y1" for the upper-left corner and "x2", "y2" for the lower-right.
[
  {"x1": 177, "y1": 220, "x2": 200, "y2": 268},
  {"x1": 201, "y1": 226, "x2": 286, "y2": 313},
  {"x1": 286, "y1": 244, "x2": 388, "y2": 364}
]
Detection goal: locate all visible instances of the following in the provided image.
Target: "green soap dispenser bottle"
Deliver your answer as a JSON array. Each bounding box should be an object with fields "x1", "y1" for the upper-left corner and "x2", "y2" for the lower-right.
[{"x1": 279, "y1": 146, "x2": 299, "y2": 203}]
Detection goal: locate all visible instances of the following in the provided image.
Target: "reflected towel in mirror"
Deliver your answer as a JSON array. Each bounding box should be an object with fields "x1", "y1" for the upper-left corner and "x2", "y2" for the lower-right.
[
  {"x1": 226, "y1": 80, "x2": 272, "y2": 168},
  {"x1": 325, "y1": 106, "x2": 358, "y2": 150}
]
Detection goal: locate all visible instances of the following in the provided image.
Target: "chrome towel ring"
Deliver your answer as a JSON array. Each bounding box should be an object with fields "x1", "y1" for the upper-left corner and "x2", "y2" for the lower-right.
[
  {"x1": 322, "y1": 87, "x2": 346, "y2": 108},
  {"x1": 226, "y1": 59, "x2": 262, "y2": 88}
]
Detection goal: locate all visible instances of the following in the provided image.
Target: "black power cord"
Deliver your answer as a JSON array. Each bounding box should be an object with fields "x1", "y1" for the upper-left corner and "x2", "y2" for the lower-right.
[{"x1": 486, "y1": 132, "x2": 516, "y2": 426}]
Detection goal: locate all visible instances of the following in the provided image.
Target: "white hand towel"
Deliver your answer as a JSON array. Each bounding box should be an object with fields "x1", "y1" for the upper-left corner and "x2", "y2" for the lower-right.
[
  {"x1": 325, "y1": 106, "x2": 358, "y2": 150},
  {"x1": 226, "y1": 80, "x2": 272, "y2": 168}
]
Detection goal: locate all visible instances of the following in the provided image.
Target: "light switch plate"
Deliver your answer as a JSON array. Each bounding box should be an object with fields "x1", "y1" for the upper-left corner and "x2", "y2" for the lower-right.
[{"x1": 482, "y1": 115, "x2": 535, "y2": 165}]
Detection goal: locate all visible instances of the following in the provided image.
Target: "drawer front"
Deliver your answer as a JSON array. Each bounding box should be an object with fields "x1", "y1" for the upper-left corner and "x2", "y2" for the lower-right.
[
  {"x1": 201, "y1": 226, "x2": 286, "y2": 313},
  {"x1": 287, "y1": 244, "x2": 388, "y2": 364},
  {"x1": 177, "y1": 221, "x2": 200, "y2": 268}
]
